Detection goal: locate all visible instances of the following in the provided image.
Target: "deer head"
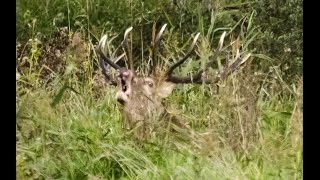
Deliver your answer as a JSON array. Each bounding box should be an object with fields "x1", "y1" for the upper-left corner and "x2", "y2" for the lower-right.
[{"x1": 96, "y1": 24, "x2": 251, "y2": 140}]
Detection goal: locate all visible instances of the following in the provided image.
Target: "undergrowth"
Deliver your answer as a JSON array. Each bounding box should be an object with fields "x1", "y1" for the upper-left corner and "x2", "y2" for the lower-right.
[
  {"x1": 16, "y1": 0, "x2": 302, "y2": 179},
  {"x1": 16, "y1": 74, "x2": 302, "y2": 179}
]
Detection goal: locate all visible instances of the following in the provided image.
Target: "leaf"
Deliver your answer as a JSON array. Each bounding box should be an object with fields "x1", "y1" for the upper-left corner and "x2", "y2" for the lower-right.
[
  {"x1": 243, "y1": 32, "x2": 259, "y2": 50},
  {"x1": 247, "y1": 11, "x2": 255, "y2": 31},
  {"x1": 252, "y1": 54, "x2": 275, "y2": 62},
  {"x1": 50, "y1": 83, "x2": 68, "y2": 107}
]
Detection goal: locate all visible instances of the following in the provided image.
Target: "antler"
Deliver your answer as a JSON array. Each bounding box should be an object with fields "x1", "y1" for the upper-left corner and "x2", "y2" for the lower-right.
[
  {"x1": 123, "y1": 27, "x2": 134, "y2": 71},
  {"x1": 150, "y1": 23, "x2": 167, "y2": 74},
  {"x1": 97, "y1": 27, "x2": 134, "y2": 86},
  {"x1": 97, "y1": 24, "x2": 250, "y2": 86},
  {"x1": 165, "y1": 32, "x2": 201, "y2": 78},
  {"x1": 165, "y1": 31, "x2": 251, "y2": 84}
]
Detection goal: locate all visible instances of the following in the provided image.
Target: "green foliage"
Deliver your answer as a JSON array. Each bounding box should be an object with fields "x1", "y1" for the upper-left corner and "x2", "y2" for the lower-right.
[
  {"x1": 16, "y1": 0, "x2": 302, "y2": 179},
  {"x1": 17, "y1": 0, "x2": 302, "y2": 83},
  {"x1": 16, "y1": 75, "x2": 302, "y2": 179},
  {"x1": 252, "y1": 0, "x2": 302, "y2": 83}
]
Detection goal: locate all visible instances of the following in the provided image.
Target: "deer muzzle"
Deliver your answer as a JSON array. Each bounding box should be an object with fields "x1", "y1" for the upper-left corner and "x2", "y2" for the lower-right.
[{"x1": 115, "y1": 69, "x2": 133, "y2": 105}]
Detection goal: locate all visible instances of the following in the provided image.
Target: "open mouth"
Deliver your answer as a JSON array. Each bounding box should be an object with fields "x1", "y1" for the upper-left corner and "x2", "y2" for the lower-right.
[
  {"x1": 121, "y1": 78, "x2": 127, "y2": 92},
  {"x1": 116, "y1": 70, "x2": 132, "y2": 105},
  {"x1": 117, "y1": 78, "x2": 128, "y2": 105},
  {"x1": 117, "y1": 97, "x2": 125, "y2": 105},
  {"x1": 116, "y1": 72, "x2": 130, "y2": 105}
]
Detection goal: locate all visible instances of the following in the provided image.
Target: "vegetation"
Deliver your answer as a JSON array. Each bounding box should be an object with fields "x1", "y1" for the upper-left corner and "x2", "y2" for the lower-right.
[{"x1": 16, "y1": 0, "x2": 302, "y2": 179}]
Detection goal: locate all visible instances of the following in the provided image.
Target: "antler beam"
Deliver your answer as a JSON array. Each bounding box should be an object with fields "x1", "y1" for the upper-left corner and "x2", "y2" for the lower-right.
[{"x1": 165, "y1": 31, "x2": 250, "y2": 84}]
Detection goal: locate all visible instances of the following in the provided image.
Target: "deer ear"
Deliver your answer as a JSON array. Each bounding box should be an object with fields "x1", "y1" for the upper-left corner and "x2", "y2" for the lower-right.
[{"x1": 157, "y1": 81, "x2": 176, "y2": 98}]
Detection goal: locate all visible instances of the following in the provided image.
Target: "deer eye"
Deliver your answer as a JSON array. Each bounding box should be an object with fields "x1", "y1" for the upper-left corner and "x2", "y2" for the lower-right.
[
  {"x1": 145, "y1": 80, "x2": 153, "y2": 87},
  {"x1": 147, "y1": 82, "x2": 153, "y2": 87}
]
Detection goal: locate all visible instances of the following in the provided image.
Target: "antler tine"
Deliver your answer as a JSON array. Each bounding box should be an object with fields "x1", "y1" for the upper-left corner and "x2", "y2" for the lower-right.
[
  {"x1": 97, "y1": 35, "x2": 121, "y2": 69},
  {"x1": 123, "y1": 27, "x2": 134, "y2": 71},
  {"x1": 220, "y1": 51, "x2": 251, "y2": 81},
  {"x1": 165, "y1": 32, "x2": 200, "y2": 77},
  {"x1": 151, "y1": 24, "x2": 167, "y2": 74},
  {"x1": 154, "y1": 24, "x2": 167, "y2": 47}
]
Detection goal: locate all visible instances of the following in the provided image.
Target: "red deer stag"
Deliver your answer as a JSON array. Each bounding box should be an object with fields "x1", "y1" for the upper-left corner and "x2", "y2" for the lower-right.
[{"x1": 96, "y1": 24, "x2": 250, "y2": 140}]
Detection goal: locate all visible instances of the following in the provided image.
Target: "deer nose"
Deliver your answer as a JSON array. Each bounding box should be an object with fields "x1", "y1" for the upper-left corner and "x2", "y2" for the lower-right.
[
  {"x1": 122, "y1": 71, "x2": 130, "y2": 76},
  {"x1": 117, "y1": 68, "x2": 130, "y2": 77}
]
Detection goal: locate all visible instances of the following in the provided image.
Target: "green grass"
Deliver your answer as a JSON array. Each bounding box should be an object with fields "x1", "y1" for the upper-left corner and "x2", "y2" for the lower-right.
[
  {"x1": 16, "y1": 28, "x2": 302, "y2": 180},
  {"x1": 16, "y1": 0, "x2": 302, "y2": 179},
  {"x1": 16, "y1": 39, "x2": 302, "y2": 180},
  {"x1": 16, "y1": 73, "x2": 302, "y2": 179}
]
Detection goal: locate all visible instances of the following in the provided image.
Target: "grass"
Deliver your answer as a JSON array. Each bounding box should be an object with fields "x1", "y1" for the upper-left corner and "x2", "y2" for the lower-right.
[
  {"x1": 16, "y1": 45, "x2": 302, "y2": 178},
  {"x1": 16, "y1": 94, "x2": 302, "y2": 179},
  {"x1": 16, "y1": 70, "x2": 302, "y2": 179},
  {"x1": 16, "y1": 0, "x2": 302, "y2": 179}
]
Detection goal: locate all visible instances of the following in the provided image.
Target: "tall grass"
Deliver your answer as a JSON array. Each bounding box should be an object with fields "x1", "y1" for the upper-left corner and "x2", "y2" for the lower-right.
[
  {"x1": 16, "y1": 73, "x2": 302, "y2": 179},
  {"x1": 16, "y1": 31, "x2": 302, "y2": 179},
  {"x1": 16, "y1": 0, "x2": 302, "y2": 179}
]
